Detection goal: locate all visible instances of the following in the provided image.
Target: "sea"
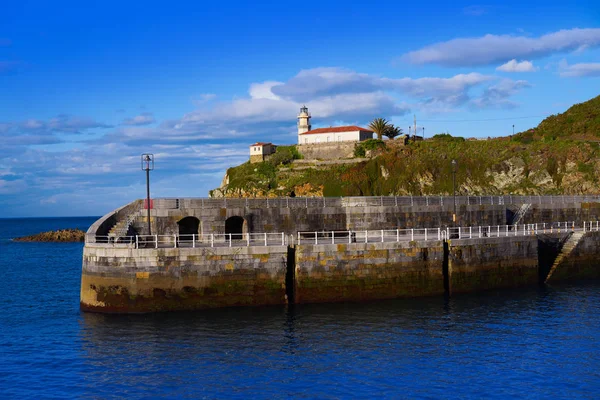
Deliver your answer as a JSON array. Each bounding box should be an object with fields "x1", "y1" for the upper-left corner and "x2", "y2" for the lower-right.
[{"x1": 1, "y1": 217, "x2": 599, "y2": 399}]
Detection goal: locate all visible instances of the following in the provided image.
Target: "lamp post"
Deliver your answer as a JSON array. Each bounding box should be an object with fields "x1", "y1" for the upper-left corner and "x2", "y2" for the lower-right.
[
  {"x1": 512, "y1": 124, "x2": 515, "y2": 136},
  {"x1": 141, "y1": 154, "x2": 154, "y2": 235},
  {"x1": 422, "y1": 126, "x2": 425, "y2": 139},
  {"x1": 452, "y1": 159, "x2": 457, "y2": 226}
]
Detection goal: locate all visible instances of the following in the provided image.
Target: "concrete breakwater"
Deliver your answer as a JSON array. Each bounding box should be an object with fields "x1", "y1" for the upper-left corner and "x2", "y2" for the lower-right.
[{"x1": 81, "y1": 196, "x2": 600, "y2": 313}]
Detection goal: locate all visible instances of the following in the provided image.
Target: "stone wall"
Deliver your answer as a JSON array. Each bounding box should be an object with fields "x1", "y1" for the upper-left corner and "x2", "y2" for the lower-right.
[
  {"x1": 297, "y1": 142, "x2": 356, "y2": 160},
  {"x1": 81, "y1": 244, "x2": 288, "y2": 313},
  {"x1": 545, "y1": 231, "x2": 600, "y2": 282},
  {"x1": 135, "y1": 204, "x2": 511, "y2": 237},
  {"x1": 447, "y1": 236, "x2": 539, "y2": 294},
  {"x1": 294, "y1": 241, "x2": 445, "y2": 304},
  {"x1": 249, "y1": 154, "x2": 264, "y2": 164}
]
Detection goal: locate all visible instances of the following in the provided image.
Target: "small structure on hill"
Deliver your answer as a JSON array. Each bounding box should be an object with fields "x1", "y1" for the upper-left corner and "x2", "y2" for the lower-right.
[
  {"x1": 249, "y1": 142, "x2": 276, "y2": 163},
  {"x1": 296, "y1": 106, "x2": 373, "y2": 144}
]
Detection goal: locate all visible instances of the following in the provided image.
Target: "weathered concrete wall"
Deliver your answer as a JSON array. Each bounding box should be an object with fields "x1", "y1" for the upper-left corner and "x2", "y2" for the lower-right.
[
  {"x1": 447, "y1": 236, "x2": 539, "y2": 294},
  {"x1": 513, "y1": 202, "x2": 600, "y2": 225},
  {"x1": 546, "y1": 231, "x2": 600, "y2": 282},
  {"x1": 297, "y1": 142, "x2": 356, "y2": 160},
  {"x1": 294, "y1": 241, "x2": 445, "y2": 304},
  {"x1": 136, "y1": 204, "x2": 510, "y2": 237},
  {"x1": 81, "y1": 245, "x2": 288, "y2": 313}
]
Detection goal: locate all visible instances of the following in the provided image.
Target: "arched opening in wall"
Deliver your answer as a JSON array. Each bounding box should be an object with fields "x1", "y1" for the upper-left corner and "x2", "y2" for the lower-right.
[
  {"x1": 178, "y1": 216, "x2": 200, "y2": 237},
  {"x1": 225, "y1": 216, "x2": 246, "y2": 240}
]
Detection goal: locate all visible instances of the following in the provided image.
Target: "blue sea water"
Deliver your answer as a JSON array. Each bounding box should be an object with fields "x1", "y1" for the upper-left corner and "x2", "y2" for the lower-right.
[{"x1": 1, "y1": 217, "x2": 600, "y2": 399}]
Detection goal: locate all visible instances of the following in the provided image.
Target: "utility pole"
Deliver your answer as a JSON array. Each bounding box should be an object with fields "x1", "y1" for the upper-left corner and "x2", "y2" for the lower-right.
[
  {"x1": 452, "y1": 159, "x2": 457, "y2": 227},
  {"x1": 414, "y1": 114, "x2": 417, "y2": 139},
  {"x1": 141, "y1": 154, "x2": 154, "y2": 235}
]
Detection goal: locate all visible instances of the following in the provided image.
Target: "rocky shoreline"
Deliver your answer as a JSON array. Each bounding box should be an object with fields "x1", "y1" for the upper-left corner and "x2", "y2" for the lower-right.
[{"x1": 14, "y1": 229, "x2": 86, "y2": 242}]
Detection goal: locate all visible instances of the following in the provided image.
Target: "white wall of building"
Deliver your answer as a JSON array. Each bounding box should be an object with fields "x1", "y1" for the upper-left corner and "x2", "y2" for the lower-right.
[{"x1": 298, "y1": 130, "x2": 373, "y2": 144}]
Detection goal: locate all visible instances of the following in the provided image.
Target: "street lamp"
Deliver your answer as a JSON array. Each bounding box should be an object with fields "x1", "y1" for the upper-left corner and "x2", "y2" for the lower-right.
[
  {"x1": 141, "y1": 153, "x2": 154, "y2": 235},
  {"x1": 451, "y1": 159, "x2": 457, "y2": 226},
  {"x1": 512, "y1": 124, "x2": 515, "y2": 136},
  {"x1": 422, "y1": 126, "x2": 425, "y2": 139}
]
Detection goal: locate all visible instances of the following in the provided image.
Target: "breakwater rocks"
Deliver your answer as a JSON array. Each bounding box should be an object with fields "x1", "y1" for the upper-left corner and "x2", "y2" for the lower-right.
[{"x1": 15, "y1": 229, "x2": 85, "y2": 242}]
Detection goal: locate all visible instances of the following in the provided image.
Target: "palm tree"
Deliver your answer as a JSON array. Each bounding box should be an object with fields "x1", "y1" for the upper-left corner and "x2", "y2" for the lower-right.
[
  {"x1": 368, "y1": 118, "x2": 389, "y2": 140},
  {"x1": 384, "y1": 125, "x2": 403, "y2": 140}
]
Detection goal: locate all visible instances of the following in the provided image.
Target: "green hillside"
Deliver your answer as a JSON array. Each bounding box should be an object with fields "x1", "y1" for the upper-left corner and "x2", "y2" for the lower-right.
[{"x1": 212, "y1": 95, "x2": 600, "y2": 197}]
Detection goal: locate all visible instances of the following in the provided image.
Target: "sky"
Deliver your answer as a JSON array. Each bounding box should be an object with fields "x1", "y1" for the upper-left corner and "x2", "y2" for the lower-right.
[{"x1": 1, "y1": 0, "x2": 599, "y2": 217}]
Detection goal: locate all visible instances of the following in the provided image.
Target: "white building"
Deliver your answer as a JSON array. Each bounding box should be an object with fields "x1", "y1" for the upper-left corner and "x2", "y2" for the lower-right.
[
  {"x1": 296, "y1": 106, "x2": 373, "y2": 144},
  {"x1": 249, "y1": 142, "x2": 276, "y2": 163}
]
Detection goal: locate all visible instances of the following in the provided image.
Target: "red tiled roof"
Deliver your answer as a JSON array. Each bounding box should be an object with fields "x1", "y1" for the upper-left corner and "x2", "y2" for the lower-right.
[
  {"x1": 250, "y1": 142, "x2": 273, "y2": 146},
  {"x1": 300, "y1": 125, "x2": 374, "y2": 135}
]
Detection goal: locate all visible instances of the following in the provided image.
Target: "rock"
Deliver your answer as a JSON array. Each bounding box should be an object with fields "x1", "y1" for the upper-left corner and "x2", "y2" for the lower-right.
[{"x1": 13, "y1": 229, "x2": 85, "y2": 242}]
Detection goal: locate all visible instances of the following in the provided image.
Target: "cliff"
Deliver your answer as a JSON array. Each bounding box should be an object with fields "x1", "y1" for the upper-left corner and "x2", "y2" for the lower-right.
[{"x1": 212, "y1": 95, "x2": 600, "y2": 198}]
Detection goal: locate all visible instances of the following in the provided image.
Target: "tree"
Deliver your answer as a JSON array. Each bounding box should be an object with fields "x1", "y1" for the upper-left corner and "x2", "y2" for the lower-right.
[
  {"x1": 384, "y1": 125, "x2": 403, "y2": 140},
  {"x1": 368, "y1": 118, "x2": 390, "y2": 140}
]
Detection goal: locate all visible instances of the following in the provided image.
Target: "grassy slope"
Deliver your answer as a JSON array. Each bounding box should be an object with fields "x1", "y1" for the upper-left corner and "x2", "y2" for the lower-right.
[{"x1": 217, "y1": 95, "x2": 600, "y2": 197}]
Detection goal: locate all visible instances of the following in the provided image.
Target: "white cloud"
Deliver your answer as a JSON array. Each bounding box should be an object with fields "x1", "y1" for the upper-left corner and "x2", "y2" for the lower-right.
[
  {"x1": 122, "y1": 112, "x2": 155, "y2": 126},
  {"x1": 249, "y1": 81, "x2": 283, "y2": 100},
  {"x1": 402, "y1": 28, "x2": 600, "y2": 66},
  {"x1": 559, "y1": 60, "x2": 600, "y2": 77},
  {"x1": 496, "y1": 59, "x2": 538, "y2": 72},
  {"x1": 471, "y1": 79, "x2": 532, "y2": 109}
]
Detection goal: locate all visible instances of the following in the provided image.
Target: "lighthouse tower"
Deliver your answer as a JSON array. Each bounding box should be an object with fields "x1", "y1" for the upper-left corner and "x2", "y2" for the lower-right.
[{"x1": 297, "y1": 105, "x2": 311, "y2": 135}]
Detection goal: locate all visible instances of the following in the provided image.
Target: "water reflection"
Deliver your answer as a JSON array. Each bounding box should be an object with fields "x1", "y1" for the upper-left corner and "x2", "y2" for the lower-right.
[{"x1": 76, "y1": 283, "x2": 600, "y2": 399}]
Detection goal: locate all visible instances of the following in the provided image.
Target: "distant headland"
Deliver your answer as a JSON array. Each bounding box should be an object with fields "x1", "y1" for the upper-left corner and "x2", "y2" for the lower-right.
[{"x1": 14, "y1": 229, "x2": 85, "y2": 242}]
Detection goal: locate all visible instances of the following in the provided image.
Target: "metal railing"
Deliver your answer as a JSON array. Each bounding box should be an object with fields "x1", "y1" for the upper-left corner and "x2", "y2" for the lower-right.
[
  {"x1": 150, "y1": 195, "x2": 600, "y2": 210},
  {"x1": 87, "y1": 232, "x2": 288, "y2": 249},
  {"x1": 297, "y1": 221, "x2": 590, "y2": 245},
  {"x1": 85, "y1": 220, "x2": 600, "y2": 248}
]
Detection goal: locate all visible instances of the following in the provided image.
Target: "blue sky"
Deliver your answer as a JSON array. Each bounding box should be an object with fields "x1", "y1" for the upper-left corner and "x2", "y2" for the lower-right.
[{"x1": 1, "y1": 0, "x2": 599, "y2": 217}]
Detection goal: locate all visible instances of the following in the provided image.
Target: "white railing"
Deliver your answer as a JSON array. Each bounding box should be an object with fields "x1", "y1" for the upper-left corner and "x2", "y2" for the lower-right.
[
  {"x1": 297, "y1": 221, "x2": 591, "y2": 245},
  {"x1": 87, "y1": 232, "x2": 288, "y2": 249},
  {"x1": 150, "y1": 195, "x2": 600, "y2": 209},
  {"x1": 85, "y1": 221, "x2": 600, "y2": 248}
]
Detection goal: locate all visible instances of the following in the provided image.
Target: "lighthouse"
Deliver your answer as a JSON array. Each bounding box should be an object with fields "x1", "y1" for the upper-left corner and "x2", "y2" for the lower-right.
[{"x1": 297, "y1": 105, "x2": 311, "y2": 135}]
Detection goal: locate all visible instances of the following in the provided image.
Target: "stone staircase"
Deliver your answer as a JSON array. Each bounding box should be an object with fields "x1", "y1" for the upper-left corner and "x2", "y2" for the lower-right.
[
  {"x1": 544, "y1": 230, "x2": 586, "y2": 283},
  {"x1": 108, "y1": 211, "x2": 139, "y2": 241},
  {"x1": 512, "y1": 203, "x2": 532, "y2": 225}
]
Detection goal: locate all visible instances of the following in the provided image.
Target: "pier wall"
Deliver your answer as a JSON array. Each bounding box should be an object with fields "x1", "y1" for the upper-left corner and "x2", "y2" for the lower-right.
[
  {"x1": 447, "y1": 236, "x2": 539, "y2": 294},
  {"x1": 545, "y1": 231, "x2": 600, "y2": 282},
  {"x1": 294, "y1": 241, "x2": 445, "y2": 304},
  {"x1": 130, "y1": 201, "x2": 600, "y2": 238},
  {"x1": 80, "y1": 245, "x2": 288, "y2": 313}
]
